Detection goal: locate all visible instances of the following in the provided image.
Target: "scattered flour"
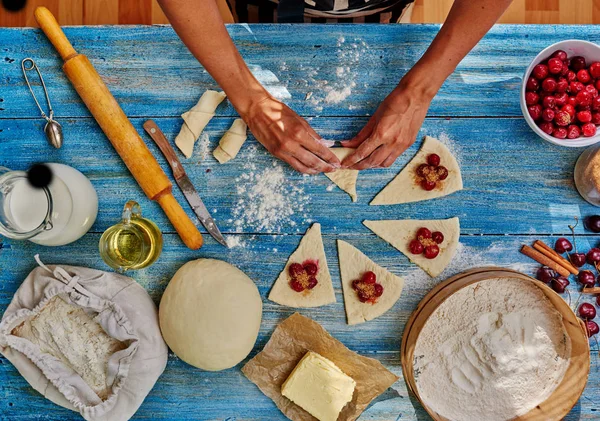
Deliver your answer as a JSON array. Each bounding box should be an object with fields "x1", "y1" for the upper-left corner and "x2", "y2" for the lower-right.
[
  {"x1": 414, "y1": 277, "x2": 571, "y2": 421},
  {"x1": 437, "y1": 131, "x2": 463, "y2": 167},
  {"x1": 230, "y1": 147, "x2": 311, "y2": 233},
  {"x1": 198, "y1": 132, "x2": 211, "y2": 161},
  {"x1": 226, "y1": 235, "x2": 246, "y2": 248}
]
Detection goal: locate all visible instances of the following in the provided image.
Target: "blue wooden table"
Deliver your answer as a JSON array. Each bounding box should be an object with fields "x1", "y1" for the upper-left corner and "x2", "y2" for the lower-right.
[{"x1": 1, "y1": 23, "x2": 600, "y2": 420}]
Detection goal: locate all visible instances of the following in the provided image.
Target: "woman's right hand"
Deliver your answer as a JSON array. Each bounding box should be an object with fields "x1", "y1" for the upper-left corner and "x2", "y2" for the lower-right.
[{"x1": 243, "y1": 96, "x2": 341, "y2": 174}]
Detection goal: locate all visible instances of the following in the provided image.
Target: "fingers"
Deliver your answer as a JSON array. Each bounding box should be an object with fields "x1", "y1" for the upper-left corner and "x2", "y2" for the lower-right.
[
  {"x1": 341, "y1": 119, "x2": 375, "y2": 149},
  {"x1": 348, "y1": 146, "x2": 391, "y2": 170},
  {"x1": 341, "y1": 136, "x2": 381, "y2": 168},
  {"x1": 287, "y1": 156, "x2": 319, "y2": 174}
]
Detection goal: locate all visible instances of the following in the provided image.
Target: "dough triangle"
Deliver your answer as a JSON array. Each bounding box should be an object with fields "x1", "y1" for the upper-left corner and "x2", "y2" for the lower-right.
[
  {"x1": 269, "y1": 223, "x2": 336, "y2": 308},
  {"x1": 337, "y1": 240, "x2": 404, "y2": 325},
  {"x1": 324, "y1": 148, "x2": 358, "y2": 202},
  {"x1": 364, "y1": 218, "x2": 460, "y2": 278},
  {"x1": 371, "y1": 136, "x2": 463, "y2": 205}
]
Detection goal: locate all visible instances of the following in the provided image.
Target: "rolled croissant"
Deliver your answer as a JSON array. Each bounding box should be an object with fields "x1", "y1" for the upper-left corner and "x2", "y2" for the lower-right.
[{"x1": 213, "y1": 118, "x2": 248, "y2": 164}]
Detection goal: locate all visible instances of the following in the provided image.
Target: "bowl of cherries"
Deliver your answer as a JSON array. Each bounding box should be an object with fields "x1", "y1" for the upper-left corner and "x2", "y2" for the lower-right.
[{"x1": 522, "y1": 40, "x2": 600, "y2": 147}]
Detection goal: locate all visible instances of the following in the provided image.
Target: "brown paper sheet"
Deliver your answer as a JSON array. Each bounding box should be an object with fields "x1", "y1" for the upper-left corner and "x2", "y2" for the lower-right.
[{"x1": 242, "y1": 313, "x2": 399, "y2": 421}]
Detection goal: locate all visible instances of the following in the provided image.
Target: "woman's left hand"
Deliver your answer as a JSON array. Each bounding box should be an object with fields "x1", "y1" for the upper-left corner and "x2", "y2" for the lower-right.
[{"x1": 341, "y1": 78, "x2": 435, "y2": 170}]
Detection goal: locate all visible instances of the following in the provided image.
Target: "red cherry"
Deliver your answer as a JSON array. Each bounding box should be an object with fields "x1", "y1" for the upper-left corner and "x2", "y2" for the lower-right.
[
  {"x1": 533, "y1": 63, "x2": 549, "y2": 79},
  {"x1": 539, "y1": 122, "x2": 554, "y2": 135},
  {"x1": 554, "y1": 110, "x2": 571, "y2": 126},
  {"x1": 585, "y1": 320, "x2": 599, "y2": 337},
  {"x1": 568, "y1": 96, "x2": 578, "y2": 107},
  {"x1": 525, "y1": 92, "x2": 540, "y2": 105},
  {"x1": 362, "y1": 271, "x2": 376, "y2": 284},
  {"x1": 551, "y1": 50, "x2": 567, "y2": 61},
  {"x1": 548, "y1": 58, "x2": 563, "y2": 74},
  {"x1": 577, "y1": 69, "x2": 591, "y2": 83},
  {"x1": 436, "y1": 166, "x2": 449, "y2": 180},
  {"x1": 424, "y1": 245, "x2": 440, "y2": 259},
  {"x1": 542, "y1": 78, "x2": 557, "y2": 92},
  {"x1": 567, "y1": 70, "x2": 577, "y2": 82},
  {"x1": 578, "y1": 270, "x2": 596, "y2": 288},
  {"x1": 583, "y1": 122, "x2": 597, "y2": 137},
  {"x1": 592, "y1": 112, "x2": 600, "y2": 125},
  {"x1": 416, "y1": 163, "x2": 429, "y2": 177},
  {"x1": 577, "y1": 110, "x2": 592, "y2": 123},
  {"x1": 571, "y1": 56, "x2": 587, "y2": 71},
  {"x1": 528, "y1": 104, "x2": 543, "y2": 121},
  {"x1": 554, "y1": 237, "x2": 573, "y2": 253},
  {"x1": 307, "y1": 277, "x2": 318, "y2": 289},
  {"x1": 577, "y1": 91, "x2": 592, "y2": 107},
  {"x1": 427, "y1": 153, "x2": 441, "y2": 167},
  {"x1": 587, "y1": 248, "x2": 600, "y2": 265},
  {"x1": 593, "y1": 96, "x2": 600, "y2": 110},
  {"x1": 357, "y1": 291, "x2": 371, "y2": 303},
  {"x1": 562, "y1": 104, "x2": 576, "y2": 118},
  {"x1": 432, "y1": 231, "x2": 444, "y2": 244},
  {"x1": 421, "y1": 180, "x2": 436, "y2": 191},
  {"x1": 542, "y1": 108, "x2": 555, "y2": 122},
  {"x1": 553, "y1": 127, "x2": 568, "y2": 139},
  {"x1": 290, "y1": 279, "x2": 305, "y2": 292},
  {"x1": 542, "y1": 95, "x2": 556, "y2": 108},
  {"x1": 289, "y1": 263, "x2": 304, "y2": 277},
  {"x1": 569, "y1": 252, "x2": 587, "y2": 267},
  {"x1": 526, "y1": 77, "x2": 540, "y2": 91},
  {"x1": 551, "y1": 276, "x2": 570, "y2": 293},
  {"x1": 590, "y1": 61, "x2": 600, "y2": 78},
  {"x1": 596, "y1": 79, "x2": 600, "y2": 91},
  {"x1": 567, "y1": 124, "x2": 581, "y2": 139},
  {"x1": 409, "y1": 240, "x2": 424, "y2": 255},
  {"x1": 536, "y1": 266, "x2": 556, "y2": 283},
  {"x1": 570, "y1": 81, "x2": 585, "y2": 93},
  {"x1": 578, "y1": 302, "x2": 597, "y2": 320},
  {"x1": 304, "y1": 262, "x2": 318, "y2": 276},
  {"x1": 417, "y1": 227, "x2": 432, "y2": 239},
  {"x1": 556, "y1": 78, "x2": 569, "y2": 93},
  {"x1": 586, "y1": 84, "x2": 598, "y2": 98},
  {"x1": 554, "y1": 92, "x2": 568, "y2": 106},
  {"x1": 373, "y1": 283, "x2": 384, "y2": 297}
]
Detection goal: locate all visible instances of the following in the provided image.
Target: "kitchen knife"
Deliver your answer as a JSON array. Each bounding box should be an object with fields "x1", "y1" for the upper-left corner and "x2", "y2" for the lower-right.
[{"x1": 143, "y1": 120, "x2": 228, "y2": 247}]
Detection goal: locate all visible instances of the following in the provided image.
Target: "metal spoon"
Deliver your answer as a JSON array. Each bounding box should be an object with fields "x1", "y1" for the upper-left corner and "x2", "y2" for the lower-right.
[{"x1": 22, "y1": 58, "x2": 63, "y2": 148}]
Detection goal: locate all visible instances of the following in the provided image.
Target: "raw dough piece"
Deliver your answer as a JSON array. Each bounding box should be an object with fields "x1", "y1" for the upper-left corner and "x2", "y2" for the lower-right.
[
  {"x1": 337, "y1": 240, "x2": 404, "y2": 325},
  {"x1": 12, "y1": 296, "x2": 126, "y2": 400},
  {"x1": 364, "y1": 218, "x2": 460, "y2": 277},
  {"x1": 414, "y1": 278, "x2": 571, "y2": 421},
  {"x1": 175, "y1": 90, "x2": 227, "y2": 158},
  {"x1": 371, "y1": 136, "x2": 463, "y2": 205},
  {"x1": 324, "y1": 148, "x2": 358, "y2": 202},
  {"x1": 282, "y1": 351, "x2": 356, "y2": 421},
  {"x1": 213, "y1": 118, "x2": 248, "y2": 164},
  {"x1": 159, "y1": 259, "x2": 262, "y2": 371},
  {"x1": 268, "y1": 223, "x2": 336, "y2": 308}
]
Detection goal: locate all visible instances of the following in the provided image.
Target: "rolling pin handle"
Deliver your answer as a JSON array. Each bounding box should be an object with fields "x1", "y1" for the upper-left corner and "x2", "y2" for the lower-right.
[
  {"x1": 34, "y1": 7, "x2": 78, "y2": 61},
  {"x1": 156, "y1": 193, "x2": 204, "y2": 250}
]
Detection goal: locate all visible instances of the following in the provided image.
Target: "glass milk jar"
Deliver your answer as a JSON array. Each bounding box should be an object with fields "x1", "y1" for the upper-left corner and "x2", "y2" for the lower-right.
[{"x1": 0, "y1": 163, "x2": 98, "y2": 246}]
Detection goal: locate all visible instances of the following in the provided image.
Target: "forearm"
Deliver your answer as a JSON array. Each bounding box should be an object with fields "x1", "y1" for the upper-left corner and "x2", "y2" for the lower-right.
[
  {"x1": 403, "y1": 0, "x2": 513, "y2": 96},
  {"x1": 158, "y1": 0, "x2": 269, "y2": 116}
]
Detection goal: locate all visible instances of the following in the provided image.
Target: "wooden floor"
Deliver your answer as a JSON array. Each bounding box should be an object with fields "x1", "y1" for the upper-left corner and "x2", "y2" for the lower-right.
[{"x1": 1, "y1": 0, "x2": 600, "y2": 26}]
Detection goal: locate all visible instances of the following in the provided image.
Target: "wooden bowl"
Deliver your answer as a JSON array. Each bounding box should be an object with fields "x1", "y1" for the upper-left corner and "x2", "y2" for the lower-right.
[{"x1": 401, "y1": 267, "x2": 590, "y2": 421}]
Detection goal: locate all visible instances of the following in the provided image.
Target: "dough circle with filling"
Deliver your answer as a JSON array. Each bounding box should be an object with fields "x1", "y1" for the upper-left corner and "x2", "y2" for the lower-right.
[{"x1": 159, "y1": 259, "x2": 262, "y2": 371}]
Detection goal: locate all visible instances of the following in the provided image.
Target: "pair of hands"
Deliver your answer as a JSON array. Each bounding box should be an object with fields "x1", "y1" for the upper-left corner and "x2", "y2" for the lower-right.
[{"x1": 244, "y1": 81, "x2": 433, "y2": 174}]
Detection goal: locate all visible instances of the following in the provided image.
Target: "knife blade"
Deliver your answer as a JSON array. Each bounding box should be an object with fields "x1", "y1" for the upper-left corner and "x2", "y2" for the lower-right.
[{"x1": 143, "y1": 119, "x2": 228, "y2": 247}]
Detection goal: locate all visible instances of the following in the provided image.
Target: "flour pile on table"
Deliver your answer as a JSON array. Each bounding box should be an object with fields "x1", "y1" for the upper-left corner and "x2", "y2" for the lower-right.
[{"x1": 230, "y1": 147, "x2": 311, "y2": 233}]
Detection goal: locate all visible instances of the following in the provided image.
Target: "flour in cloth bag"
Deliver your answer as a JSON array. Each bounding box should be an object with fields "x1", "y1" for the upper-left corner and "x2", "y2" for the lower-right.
[{"x1": 414, "y1": 278, "x2": 571, "y2": 421}]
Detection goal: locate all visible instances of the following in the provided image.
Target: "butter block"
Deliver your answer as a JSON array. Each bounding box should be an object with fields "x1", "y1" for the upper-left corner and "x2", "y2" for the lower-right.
[{"x1": 281, "y1": 351, "x2": 356, "y2": 421}]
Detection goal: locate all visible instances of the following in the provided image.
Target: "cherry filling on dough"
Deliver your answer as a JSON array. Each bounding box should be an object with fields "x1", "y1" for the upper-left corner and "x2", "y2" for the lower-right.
[
  {"x1": 288, "y1": 260, "x2": 319, "y2": 292},
  {"x1": 409, "y1": 227, "x2": 444, "y2": 259},
  {"x1": 415, "y1": 153, "x2": 449, "y2": 191},
  {"x1": 351, "y1": 271, "x2": 384, "y2": 303}
]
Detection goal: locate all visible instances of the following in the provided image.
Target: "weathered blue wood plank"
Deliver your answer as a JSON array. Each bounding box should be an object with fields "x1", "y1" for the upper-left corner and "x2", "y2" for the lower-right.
[
  {"x1": 0, "y1": 116, "x2": 595, "y2": 237},
  {"x1": 0, "y1": 25, "x2": 599, "y2": 119},
  {"x1": 0, "y1": 234, "x2": 598, "y2": 420}
]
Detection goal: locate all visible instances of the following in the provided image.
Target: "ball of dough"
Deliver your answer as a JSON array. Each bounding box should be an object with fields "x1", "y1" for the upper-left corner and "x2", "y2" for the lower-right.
[{"x1": 159, "y1": 259, "x2": 262, "y2": 371}]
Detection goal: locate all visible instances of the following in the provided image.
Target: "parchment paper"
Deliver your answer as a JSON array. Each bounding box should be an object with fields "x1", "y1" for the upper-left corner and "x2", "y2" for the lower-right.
[{"x1": 242, "y1": 313, "x2": 399, "y2": 421}]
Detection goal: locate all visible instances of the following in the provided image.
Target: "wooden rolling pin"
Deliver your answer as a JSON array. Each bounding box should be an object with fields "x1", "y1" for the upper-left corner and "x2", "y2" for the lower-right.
[{"x1": 34, "y1": 7, "x2": 203, "y2": 250}]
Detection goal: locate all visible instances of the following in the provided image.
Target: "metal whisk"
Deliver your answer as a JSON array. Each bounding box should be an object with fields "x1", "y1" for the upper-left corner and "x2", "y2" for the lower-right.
[{"x1": 22, "y1": 58, "x2": 63, "y2": 148}]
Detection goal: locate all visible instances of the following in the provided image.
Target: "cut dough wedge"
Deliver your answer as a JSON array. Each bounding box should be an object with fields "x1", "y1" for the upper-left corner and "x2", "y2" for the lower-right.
[
  {"x1": 269, "y1": 223, "x2": 336, "y2": 308},
  {"x1": 371, "y1": 136, "x2": 462, "y2": 205},
  {"x1": 337, "y1": 240, "x2": 404, "y2": 325},
  {"x1": 364, "y1": 218, "x2": 460, "y2": 278},
  {"x1": 324, "y1": 148, "x2": 358, "y2": 202}
]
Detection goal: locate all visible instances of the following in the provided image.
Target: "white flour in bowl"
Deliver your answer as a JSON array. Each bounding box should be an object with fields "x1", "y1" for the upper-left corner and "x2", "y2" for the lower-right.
[{"x1": 413, "y1": 277, "x2": 571, "y2": 421}]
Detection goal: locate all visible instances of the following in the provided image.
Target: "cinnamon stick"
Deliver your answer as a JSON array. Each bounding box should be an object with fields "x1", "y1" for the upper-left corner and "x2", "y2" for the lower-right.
[
  {"x1": 533, "y1": 240, "x2": 579, "y2": 275},
  {"x1": 520, "y1": 245, "x2": 571, "y2": 277},
  {"x1": 581, "y1": 287, "x2": 600, "y2": 294}
]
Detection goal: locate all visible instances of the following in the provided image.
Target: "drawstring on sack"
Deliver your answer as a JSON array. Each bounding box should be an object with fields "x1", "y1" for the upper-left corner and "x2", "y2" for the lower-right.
[{"x1": 34, "y1": 254, "x2": 86, "y2": 295}]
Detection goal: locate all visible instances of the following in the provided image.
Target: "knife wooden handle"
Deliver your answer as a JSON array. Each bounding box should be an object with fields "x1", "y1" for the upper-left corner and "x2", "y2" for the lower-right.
[{"x1": 143, "y1": 120, "x2": 186, "y2": 180}]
